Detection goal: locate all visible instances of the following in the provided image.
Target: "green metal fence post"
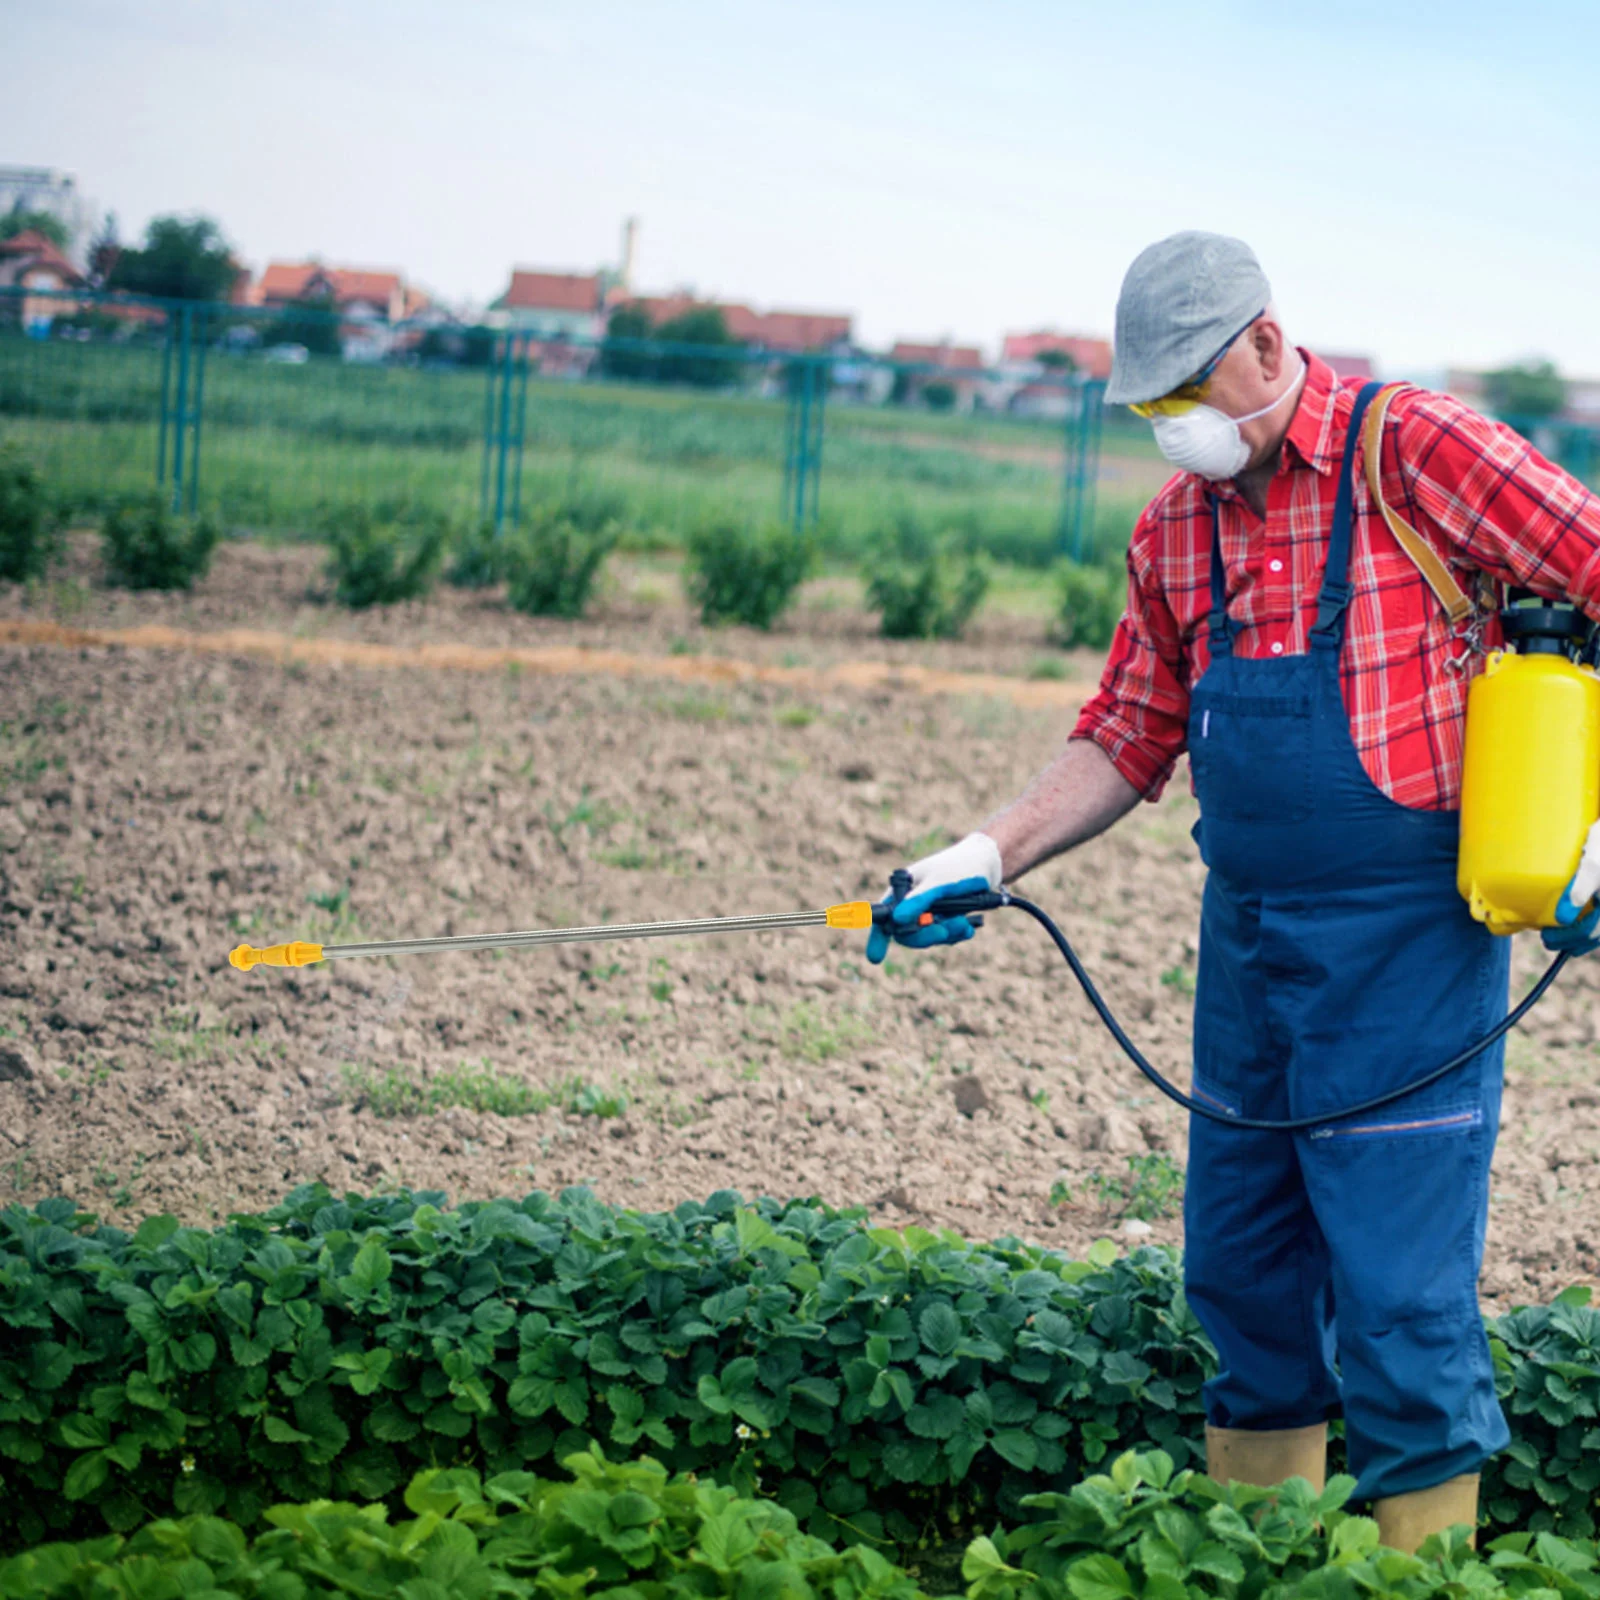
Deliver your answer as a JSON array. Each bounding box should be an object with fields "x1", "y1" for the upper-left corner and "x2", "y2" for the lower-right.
[
  {"x1": 155, "y1": 311, "x2": 175, "y2": 489},
  {"x1": 479, "y1": 334, "x2": 498, "y2": 527},
  {"x1": 492, "y1": 330, "x2": 516, "y2": 534},
  {"x1": 510, "y1": 334, "x2": 530, "y2": 525},
  {"x1": 187, "y1": 306, "x2": 208, "y2": 515},
  {"x1": 169, "y1": 304, "x2": 192, "y2": 513},
  {"x1": 1059, "y1": 377, "x2": 1106, "y2": 562},
  {"x1": 782, "y1": 355, "x2": 826, "y2": 532}
]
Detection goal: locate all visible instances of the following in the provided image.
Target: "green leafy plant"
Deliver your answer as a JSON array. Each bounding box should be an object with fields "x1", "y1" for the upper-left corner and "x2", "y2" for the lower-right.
[
  {"x1": 863, "y1": 511, "x2": 988, "y2": 641},
  {"x1": 322, "y1": 504, "x2": 444, "y2": 608},
  {"x1": 0, "y1": 1188, "x2": 1593, "y2": 1558},
  {"x1": 1051, "y1": 563, "x2": 1122, "y2": 651},
  {"x1": 684, "y1": 516, "x2": 811, "y2": 629},
  {"x1": 1083, "y1": 1155, "x2": 1186, "y2": 1222},
  {"x1": 100, "y1": 493, "x2": 220, "y2": 591},
  {"x1": 444, "y1": 518, "x2": 505, "y2": 589},
  {"x1": 0, "y1": 1450, "x2": 934, "y2": 1600},
  {"x1": 503, "y1": 509, "x2": 619, "y2": 618},
  {"x1": 0, "y1": 444, "x2": 58, "y2": 584}
]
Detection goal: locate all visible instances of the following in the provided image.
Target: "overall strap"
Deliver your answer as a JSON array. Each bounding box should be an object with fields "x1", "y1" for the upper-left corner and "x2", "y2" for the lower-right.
[
  {"x1": 1206, "y1": 493, "x2": 1233, "y2": 657},
  {"x1": 1311, "y1": 380, "x2": 1383, "y2": 650}
]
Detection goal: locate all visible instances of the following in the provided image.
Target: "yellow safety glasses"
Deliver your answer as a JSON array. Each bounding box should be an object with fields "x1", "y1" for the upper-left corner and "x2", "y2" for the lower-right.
[{"x1": 1126, "y1": 319, "x2": 1256, "y2": 419}]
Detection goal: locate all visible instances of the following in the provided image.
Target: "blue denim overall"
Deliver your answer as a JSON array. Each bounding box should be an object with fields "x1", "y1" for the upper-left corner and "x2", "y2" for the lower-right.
[{"x1": 1182, "y1": 381, "x2": 1511, "y2": 1502}]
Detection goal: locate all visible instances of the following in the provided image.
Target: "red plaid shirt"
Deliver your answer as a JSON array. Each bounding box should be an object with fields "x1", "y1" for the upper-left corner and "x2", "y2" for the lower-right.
[{"x1": 1072, "y1": 352, "x2": 1600, "y2": 811}]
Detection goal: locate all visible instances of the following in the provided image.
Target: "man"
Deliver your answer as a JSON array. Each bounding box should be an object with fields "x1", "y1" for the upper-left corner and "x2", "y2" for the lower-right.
[{"x1": 867, "y1": 232, "x2": 1600, "y2": 1553}]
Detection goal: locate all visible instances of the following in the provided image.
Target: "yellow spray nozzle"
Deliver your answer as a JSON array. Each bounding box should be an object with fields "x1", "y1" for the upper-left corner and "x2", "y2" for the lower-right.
[
  {"x1": 824, "y1": 901, "x2": 874, "y2": 931},
  {"x1": 230, "y1": 941, "x2": 324, "y2": 971}
]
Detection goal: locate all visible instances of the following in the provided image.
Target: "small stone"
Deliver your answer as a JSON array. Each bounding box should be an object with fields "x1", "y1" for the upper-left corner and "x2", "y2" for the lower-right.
[
  {"x1": 949, "y1": 1076, "x2": 992, "y2": 1118},
  {"x1": 255, "y1": 1097, "x2": 279, "y2": 1129},
  {"x1": 1121, "y1": 1218, "x2": 1154, "y2": 1240},
  {"x1": 0, "y1": 1046, "x2": 34, "y2": 1082}
]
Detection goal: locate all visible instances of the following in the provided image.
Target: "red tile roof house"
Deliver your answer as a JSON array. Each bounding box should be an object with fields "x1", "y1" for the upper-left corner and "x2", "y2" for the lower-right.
[
  {"x1": 997, "y1": 331, "x2": 1114, "y2": 418},
  {"x1": 0, "y1": 229, "x2": 86, "y2": 332},
  {"x1": 258, "y1": 261, "x2": 409, "y2": 360},
  {"x1": 490, "y1": 271, "x2": 608, "y2": 376},
  {"x1": 889, "y1": 341, "x2": 986, "y2": 411}
]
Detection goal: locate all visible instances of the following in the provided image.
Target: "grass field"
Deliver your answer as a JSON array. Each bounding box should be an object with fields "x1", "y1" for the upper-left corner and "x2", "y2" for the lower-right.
[{"x1": 0, "y1": 329, "x2": 1160, "y2": 566}]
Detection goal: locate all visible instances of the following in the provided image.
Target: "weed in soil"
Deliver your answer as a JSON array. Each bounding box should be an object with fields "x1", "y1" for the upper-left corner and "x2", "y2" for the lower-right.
[{"x1": 340, "y1": 1059, "x2": 628, "y2": 1120}]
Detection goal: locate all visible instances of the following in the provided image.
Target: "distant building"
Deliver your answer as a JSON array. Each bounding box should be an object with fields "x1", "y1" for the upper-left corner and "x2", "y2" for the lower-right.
[
  {"x1": 258, "y1": 261, "x2": 408, "y2": 322},
  {"x1": 0, "y1": 166, "x2": 97, "y2": 265},
  {"x1": 617, "y1": 294, "x2": 852, "y2": 353},
  {"x1": 493, "y1": 271, "x2": 606, "y2": 340},
  {"x1": 1000, "y1": 331, "x2": 1113, "y2": 379},
  {"x1": 256, "y1": 260, "x2": 416, "y2": 360},
  {"x1": 889, "y1": 340, "x2": 985, "y2": 411},
  {"x1": 1322, "y1": 353, "x2": 1375, "y2": 381},
  {"x1": 0, "y1": 229, "x2": 86, "y2": 332}
]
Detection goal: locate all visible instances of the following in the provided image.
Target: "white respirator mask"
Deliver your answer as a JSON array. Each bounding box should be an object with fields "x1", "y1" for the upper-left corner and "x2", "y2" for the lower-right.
[{"x1": 1150, "y1": 358, "x2": 1307, "y2": 480}]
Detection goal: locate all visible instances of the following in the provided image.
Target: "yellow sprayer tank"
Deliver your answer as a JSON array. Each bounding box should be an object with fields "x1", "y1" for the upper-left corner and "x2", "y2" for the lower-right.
[{"x1": 1459, "y1": 611, "x2": 1600, "y2": 934}]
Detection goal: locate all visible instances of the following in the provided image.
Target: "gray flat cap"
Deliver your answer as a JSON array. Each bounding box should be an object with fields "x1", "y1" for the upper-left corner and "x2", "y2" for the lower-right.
[{"x1": 1105, "y1": 231, "x2": 1271, "y2": 405}]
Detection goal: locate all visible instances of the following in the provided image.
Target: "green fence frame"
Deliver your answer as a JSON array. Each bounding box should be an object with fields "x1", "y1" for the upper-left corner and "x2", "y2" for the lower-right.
[{"x1": 3, "y1": 285, "x2": 1113, "y2": 553}]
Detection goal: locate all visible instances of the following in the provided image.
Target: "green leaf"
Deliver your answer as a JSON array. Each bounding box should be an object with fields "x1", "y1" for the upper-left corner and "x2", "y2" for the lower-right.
[
  {"x1": 63, "y1": 1450, "x2": 110, "y2": 1500},
  {"x1": 1066, "y1": 1553, "x2": 1134, "y2": 1600},
  {"x1": 125, "y1": 1370, "x2": 166, "y2": 1409},
  {"x1": 919, "y1": 1303, "x2": 961, "y2": 1357},
  {"x1": 991, "y1": 1429, "x2": 1038, "y2": 1470},
  {"x1": 58, "y1": 1413, "x2": 111, "y2": 1450},
  {"x1": 963, "y1": 1536, "x2": 1025, "y2": 1582},
  {"x1": 345, "y1": 1239, "x2": 393, "y2": 1295},
  {"x1": 908, "y1": 1392, "x2": 965, "y2": 1439},
  {"x1": 263, "y1": 1416, "x2": 313, "y2": 1445}
]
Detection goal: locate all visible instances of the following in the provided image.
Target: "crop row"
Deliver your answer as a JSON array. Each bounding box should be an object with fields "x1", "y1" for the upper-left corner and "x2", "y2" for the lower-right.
[
  {"x1": 7, "y1": 1445, "x2": 1600, "y2": 1600},
  {"x1": 1, "y1": 1186, "x2": 1596, "y2": 1556}
]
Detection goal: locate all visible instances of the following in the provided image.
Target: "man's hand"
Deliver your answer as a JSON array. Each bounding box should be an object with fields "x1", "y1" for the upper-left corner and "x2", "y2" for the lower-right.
[
  {"x1": 1545, "y1": 819, "x2": 1600, "y2": 957},
  {"x1": 865, "y1": 833, "x2": 1002, "y2": 965}
]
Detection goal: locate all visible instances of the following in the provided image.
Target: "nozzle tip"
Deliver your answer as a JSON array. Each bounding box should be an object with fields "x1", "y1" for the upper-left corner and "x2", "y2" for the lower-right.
[{"x1": 228, "y1": 941, "x2": 323, "y2": 972}]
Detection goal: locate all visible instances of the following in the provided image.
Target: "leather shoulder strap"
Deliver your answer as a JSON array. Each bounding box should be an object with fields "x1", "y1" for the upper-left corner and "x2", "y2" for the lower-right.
[{"x1": 1361, "y1": 383, "x2": 1473, "y2": 625}]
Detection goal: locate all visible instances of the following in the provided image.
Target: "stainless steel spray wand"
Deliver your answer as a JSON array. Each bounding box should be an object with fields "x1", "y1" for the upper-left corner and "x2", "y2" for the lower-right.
[{"x1": 229, "y1": 872, "x2": 1567, "y2": 1133}]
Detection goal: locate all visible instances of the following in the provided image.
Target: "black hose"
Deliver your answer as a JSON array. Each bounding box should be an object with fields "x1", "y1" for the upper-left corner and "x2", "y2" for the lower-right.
[{"x1": 1001, "y1": 892, "x2": 1569, "y2": 1132}]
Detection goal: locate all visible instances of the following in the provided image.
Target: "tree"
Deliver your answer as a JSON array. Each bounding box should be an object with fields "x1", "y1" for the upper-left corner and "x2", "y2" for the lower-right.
[
  {"x1": 1036, "y1": 348, "x2": 1076, "y2": 372},
  {"x1": 1484, "y1": 360, "x2": 1565, "y2": 421},
  {"x1": 654, "y1": 306, "x2": 742, "y2": 388},
  {"x1": 108, "y1": 214, "x2": 239, "y2": 302},
  {"x1": 265, "y1": 289, "x2": 342, "y2": 357},
  {"x1": 0, "y1": 204, "x2": 69, "y2": 249},
  {"x1": 601, "y1": 302, "x2": 656, "y2": 380}
]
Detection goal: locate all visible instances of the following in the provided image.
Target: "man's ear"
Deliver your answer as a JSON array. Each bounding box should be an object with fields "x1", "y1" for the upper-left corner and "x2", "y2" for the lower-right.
[{"x1": 1251, "y1": 317, "x2": 1287, "y2": 383}]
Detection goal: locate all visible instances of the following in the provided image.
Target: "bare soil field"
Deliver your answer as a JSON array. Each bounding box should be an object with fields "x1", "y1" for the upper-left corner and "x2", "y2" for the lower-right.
[{"x1": 2, "y1": 539, "x2": 1598, "y2": 1311}]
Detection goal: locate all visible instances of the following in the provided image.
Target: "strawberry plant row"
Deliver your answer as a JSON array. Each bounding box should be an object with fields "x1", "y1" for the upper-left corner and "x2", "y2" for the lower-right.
[
  {"x1": 6, "y1": 1446, "x2": 1599, "y2": 1600},
  {"x1": 0, "y1": 1186, "x2": 1595, "y2": 1554}
]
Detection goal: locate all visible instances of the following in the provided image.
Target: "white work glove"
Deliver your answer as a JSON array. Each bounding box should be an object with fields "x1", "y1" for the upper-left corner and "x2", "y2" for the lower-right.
[
  {"x1": 866, "y1": 832, "x2": 1002, "y2": 964},
  {"x1": 1546, "y1": 818, "x2": 1600, "y2": 957}
]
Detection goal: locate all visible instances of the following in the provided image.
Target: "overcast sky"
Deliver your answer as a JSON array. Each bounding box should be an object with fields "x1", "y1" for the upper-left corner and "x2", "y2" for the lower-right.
[{"x1": 5, "y1": 0, "x2": 1598, "y2": 375}]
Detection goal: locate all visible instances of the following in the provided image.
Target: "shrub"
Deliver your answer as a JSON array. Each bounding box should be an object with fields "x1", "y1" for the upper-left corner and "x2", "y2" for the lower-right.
[
  {"x1": 322, "y1": 504, "x2": 444, "y2": 608},
  {"x1": 0, "y1": 1451, "x2": 932, "y2": 1600},
  {"x1": 444, "y1": 519, "x2": 503, "y2": 589},
  {"x1": 503, "y1": 510, "x2": 618, "y2": 618},
  {"x1": 863, "y1": 511, "x2": 988, "y2": 640},
  {"x1": 1052, "y1": 562, "x2": 1123, "y2": 651},
  {"x1": 99, "y1": 494, "x2": 220, "y2": 591},
  {"x1": 684, "y1": 516, "x2": 811, "y2": 629},
  {"x1": 866, "y1": 546, "x2": 988, "y2": 640},
  {"x1": 0, "y1": 444, "x2": 57, "y2": 584}
]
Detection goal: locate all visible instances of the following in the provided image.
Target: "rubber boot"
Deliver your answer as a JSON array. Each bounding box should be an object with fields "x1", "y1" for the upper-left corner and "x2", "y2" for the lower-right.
[
  {"x1": 1204, "y1": 1423, "x2": 1327, "y2": 1492},
  {"x1": 1374, "y1": 1474, "x2": 1480, "y2": 1554}
]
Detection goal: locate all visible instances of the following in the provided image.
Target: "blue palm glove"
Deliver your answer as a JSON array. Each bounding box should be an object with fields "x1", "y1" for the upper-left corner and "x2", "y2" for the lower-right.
[
  {"x1": 1543, "y1": 820, "x2": 1600, "y2": 957},
  {"x1": 865, "y1": 832, "x2": 1002, "y2": 965}
]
